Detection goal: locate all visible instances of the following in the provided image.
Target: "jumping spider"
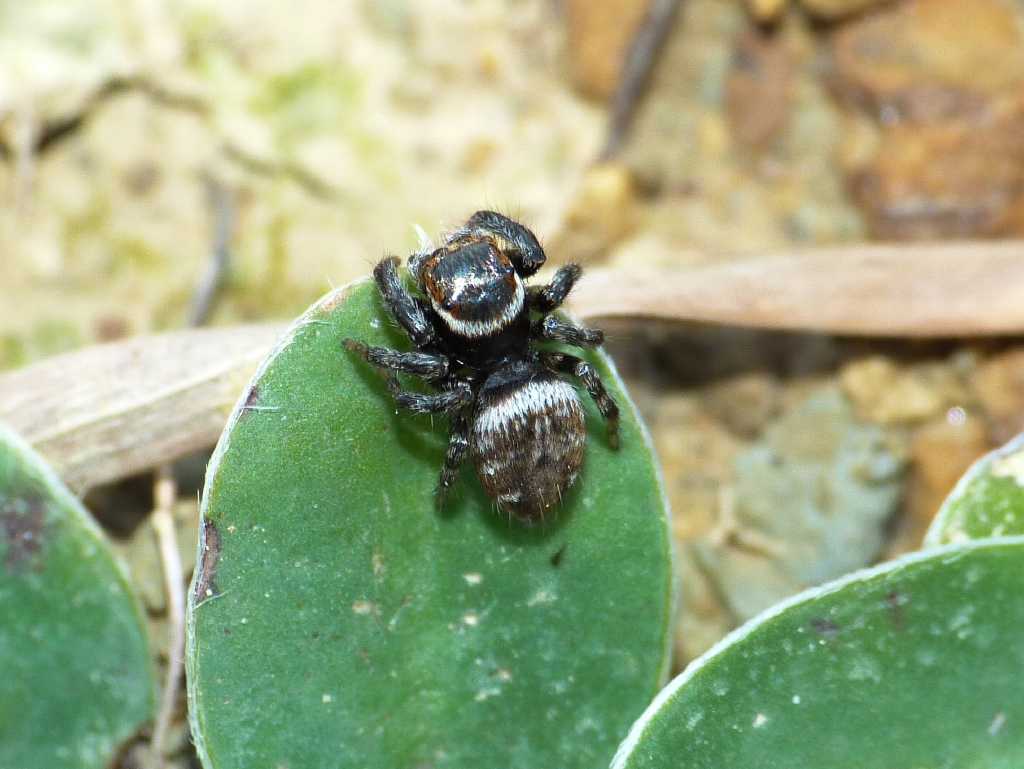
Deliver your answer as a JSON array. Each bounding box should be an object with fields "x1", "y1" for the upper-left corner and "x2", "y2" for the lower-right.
[{"x1": 344, "y1": 211, "x2": 619, "y2": 523}]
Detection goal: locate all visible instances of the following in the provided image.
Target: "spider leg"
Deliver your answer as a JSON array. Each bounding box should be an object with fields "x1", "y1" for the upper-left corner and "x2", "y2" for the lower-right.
[
  {"x1": 373, "y1": 255, "x2": 436, "y2": 348},
  {"x1": 435, "y1": 410, "x2": 471, "y2": 510},
  {"x1": 455, "y1": 210, "x2": 546, "y2": 277},
  {"x1": 540, "y1": 351, "x2": 620, "y2": 449},
  {"x1": 527, "y1": 264, "x2": 581, "y2": 312},
  {"x1": 343, "y1": 340, "x2": 449, "y2": 381},
  {"x1": 531, "y1": 315, "x2": 604, "y2": 348},
  {"x1": 385, "y1": 379, "x2": 474, "y2": 415}
]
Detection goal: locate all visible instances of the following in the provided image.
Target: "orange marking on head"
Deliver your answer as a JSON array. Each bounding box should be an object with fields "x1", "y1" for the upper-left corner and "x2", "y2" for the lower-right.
[{"x1": 421, "y1": 252, "x2": 446, "y2": 304}]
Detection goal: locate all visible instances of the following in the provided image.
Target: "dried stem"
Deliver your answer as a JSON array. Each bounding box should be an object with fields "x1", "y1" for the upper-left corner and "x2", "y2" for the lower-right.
[
  {"x1": 188, "y1": 179, "x2": 235, "y2": 327},
  {"x1": 147, "y1": 468, "x2": 183, "y2": 769},
  {"x1": 600, "y1": 0, "x2": 683, "y2": 160},
  {"x1": 567, "y1": 241, "x2": 1024, "y2": 337},
  {"x1": 0, "y1": 323, "x2": 282, "y2": 493},
  {"x1": 3, "y1": 240, "x2": 1023, "y2": 491}
]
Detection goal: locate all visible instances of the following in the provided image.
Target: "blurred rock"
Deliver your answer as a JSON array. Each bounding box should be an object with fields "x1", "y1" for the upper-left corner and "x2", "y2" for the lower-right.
[
  {"x1": 650, "y1": 391, "x2": 746, "y2": 665},
  {"x1": 905, "y1": 413, "x2": 988, "y2": 537},
  {"x1": 744, "y1": 0, "x2": 788, "y2": 24},
  {"x1": 726, "y1": 28, "x2": 793, "y2": 149},
  {"x1": 849, "y1": 99, "x2": 1024, "y2": 238},
  {"x1": 549, "y1": 162, "x2": 638, "y2": 263},
  {"x1": 840, "y1": 355, "x2": 969, "y2": 425},
  {"x1": 649, "y1": 393, "x2": 742, "y2": 542},
  {"x1": 621, "y1": 0, "x2": 864, "y2": 253},
  {"x1": 93, "y1": 314, "x2": 131, "y2": 342},
  {"x1": 459, "y1": 138, "x2": 500, "y2": 175},
  {"x1": 972, "y1": 347, "x2": 1024, "y2": 444},
  {"x1": 799, "y1": 0, "x2": 891, "y2": 19},
  {"x1": 831, "y1": 0, "x2": 1024, "y2": 238},
  {"x1": 693, "y1": 387, "x2": 907, "y2": 620},
  {"x1": 703, "y1": 372, "x2": 781, "y2": 438},
  {"x1": 830, "y1": 0, "x2": 1024, "y2": 108},
  {"x1": 563, "y1": 0, "x2": 650, "y2": 100},
  {"x1": 674, "y1": 549, "x2": 733, "y2": 666}
]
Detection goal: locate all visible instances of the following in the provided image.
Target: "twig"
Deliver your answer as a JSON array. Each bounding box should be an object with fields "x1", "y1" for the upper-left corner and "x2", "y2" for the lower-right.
[
  {"x1": 0, "y1": 76, "x2": 205, "y2": 160},
  {"x1": 12, "y1": 103, "x2": 39, "y2": 212},
  {"x1": 147, "y1": 467, "x2": 183, "y2": 769},
  {"x1": 222, "y1": 141, "x2": 343, "y2": 201},
  {"x1": 600, "y1": 0, "x2": 683, "y2": 161},
  {"x1": 188, "y1": 178, "x2": 235, "y2": 327}
]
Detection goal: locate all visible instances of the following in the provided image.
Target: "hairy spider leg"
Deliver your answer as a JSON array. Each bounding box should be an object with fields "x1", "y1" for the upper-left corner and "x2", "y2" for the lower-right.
[
  {"x1": 436, "y1": 411, "x2": 471, "y2": 509},
  {"x1": 384, "y1": 379, "x2": 473, "y2": 416},
  {"x1": 541, "y1": 351, "x2": 620, "y2": 450},
  {"x1": 342, "y1": 340, "x2": 449, "y2": 381},
  {"x1": 458, "y1": 210, "x2": 547, "y2": 277},
  {"x1": 373, "y1": 256, "x2": 437, "y2": 348},
  {"x1": 528, "y1": 264, "x2": 582, "y2": 312},
  {"x1": 531, "y1": 315, "x2": 604, "y2": 348}
]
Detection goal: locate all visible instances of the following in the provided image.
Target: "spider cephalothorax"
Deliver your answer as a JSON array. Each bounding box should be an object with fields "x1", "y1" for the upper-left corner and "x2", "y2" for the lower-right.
[
  {"x1": 344, "y1": 210, "x2": 619, "y2": 523},
  {"x1": 419, "y1": 239, "x2": 524, "y2": 339}
]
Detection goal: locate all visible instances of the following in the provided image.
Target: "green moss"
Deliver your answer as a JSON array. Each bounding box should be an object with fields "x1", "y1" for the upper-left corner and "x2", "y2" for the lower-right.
[{"x1": 250, "y1": 62, "x2": 364, "y2": 149}]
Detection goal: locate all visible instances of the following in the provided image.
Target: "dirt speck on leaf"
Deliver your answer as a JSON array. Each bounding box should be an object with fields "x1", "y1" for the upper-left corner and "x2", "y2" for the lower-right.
[
  {"x1": 550, "y1": 544, "x2": 567, "y2": 567},
  {"x1": 1, "y1": 493, "x2": 47, "y2": 573},
  {"x1": 886, "y1": 590, "x2": 908, "y2": 631},
  {"x1": 810, "y1": 618, "x2": 840, "y2": 640},
  {"x1": 352, "y1": 600, "x2": 377, "y2": 615}
]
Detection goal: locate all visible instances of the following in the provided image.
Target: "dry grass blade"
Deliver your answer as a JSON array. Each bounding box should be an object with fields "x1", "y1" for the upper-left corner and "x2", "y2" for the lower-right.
[
  {"x1": 2, "y1": 241, "x2": 1022, "y2": 491},
  {"x1": 0, "y1": 324, "x2": 282, "y2": 493},
  {"x1": 567, "y1": 241, "x2": 1024, "y2": 336}
]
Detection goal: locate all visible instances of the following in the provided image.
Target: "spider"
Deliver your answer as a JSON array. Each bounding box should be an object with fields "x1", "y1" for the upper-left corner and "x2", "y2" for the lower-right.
[{"x1": 343, "y1": 210, "x2": 619, "y2": 523}]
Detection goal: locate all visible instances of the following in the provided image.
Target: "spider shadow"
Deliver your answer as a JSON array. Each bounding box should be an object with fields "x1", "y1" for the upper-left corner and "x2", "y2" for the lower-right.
[
  {"x1": 346, "y1": 353, "x2": 449, "y2": 468},
  {"x1": 447, "y1": 466, "x2": 578, "y2": 547}
]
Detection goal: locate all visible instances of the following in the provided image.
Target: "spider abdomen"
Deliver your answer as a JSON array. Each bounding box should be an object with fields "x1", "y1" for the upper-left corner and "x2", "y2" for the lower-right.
[{"x1": 471, "y1": 374, "x2": 587, "y2": 522}]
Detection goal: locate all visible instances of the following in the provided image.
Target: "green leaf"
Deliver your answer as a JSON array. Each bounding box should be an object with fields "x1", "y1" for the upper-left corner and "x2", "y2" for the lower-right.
[
  {"x1": 186, "y1": 280, "x2": 674, "y2": 769},
  {"x1": 925, "y1": 432, "x2": 1024, "y2": 547},
  {"x1": 611, "y1": 537, "x2": 1024, "y2": 769},
  {"x1": 0, "y1": 424, "x2": 156, "y2": 768}
]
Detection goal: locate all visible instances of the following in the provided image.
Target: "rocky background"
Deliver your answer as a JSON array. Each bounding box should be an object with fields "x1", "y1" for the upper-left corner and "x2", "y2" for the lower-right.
[{"x1": 3, "y1": 0, "x2": 1024, "y2": 764}]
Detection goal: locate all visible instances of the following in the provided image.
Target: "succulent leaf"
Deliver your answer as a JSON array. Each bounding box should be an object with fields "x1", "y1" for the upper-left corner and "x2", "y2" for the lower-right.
[
  {"x1": 611, "y1": 537, "x2": 1024, "y2": 769},
  {"x1": 0, "y1": 424, "x2": 156, "y2": 769},
  {"x1": 186, "y1": 280, "x2": 674, "y2": 769},
  {"x1": 925, "y1": 432, "x2": 1024, "y2": 546}
]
